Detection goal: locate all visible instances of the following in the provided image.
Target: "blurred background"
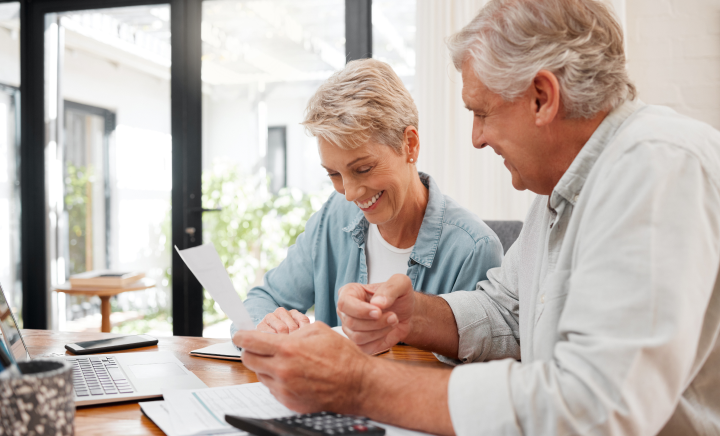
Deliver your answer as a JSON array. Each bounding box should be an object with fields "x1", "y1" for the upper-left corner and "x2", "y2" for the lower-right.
[{"x1": 0, "y1": 0, "x2": 717, "y2": 337}]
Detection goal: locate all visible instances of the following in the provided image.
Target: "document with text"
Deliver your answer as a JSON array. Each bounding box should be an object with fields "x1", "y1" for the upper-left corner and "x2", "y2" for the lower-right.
[
  {"x1": 147, "y1": 382, "x2": 432, "y2": 436},
  {"x1": 175, "y1": 243, "x2": 255, "y2": 331}
]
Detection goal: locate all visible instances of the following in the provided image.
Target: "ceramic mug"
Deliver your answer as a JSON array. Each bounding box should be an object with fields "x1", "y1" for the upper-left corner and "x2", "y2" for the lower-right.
[{"x1": 0, "y1": 359, "x2": 74, "y2": 436}]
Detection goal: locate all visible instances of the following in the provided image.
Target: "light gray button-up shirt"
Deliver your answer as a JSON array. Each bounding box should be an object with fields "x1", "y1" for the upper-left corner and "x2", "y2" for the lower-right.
[{"x1": 438, "y1": 100, "x2": 720, "y2": 435}]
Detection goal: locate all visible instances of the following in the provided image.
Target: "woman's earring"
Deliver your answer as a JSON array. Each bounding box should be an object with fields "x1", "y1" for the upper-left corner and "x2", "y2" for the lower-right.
[{"x1": 410, "y1": 158, "x2": 414, "y2": 163}]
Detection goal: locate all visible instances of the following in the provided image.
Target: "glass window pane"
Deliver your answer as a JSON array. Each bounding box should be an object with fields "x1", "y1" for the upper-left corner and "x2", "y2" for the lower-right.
[
  {"x1": 201, "y1": 0, "x2": 342, "y2": 337},
  {"x1": 0, "y1": 2, "x2": 20, "y2": 87},
  {"x1": 0, "y1": 2, "x2": 21, "y2": 325},
  {"x1": 372, "y1": 0, "x2": 416, "y2": 93},
  {"x1": 45, "y1": 5, "x2": 172, "y2": 335}
]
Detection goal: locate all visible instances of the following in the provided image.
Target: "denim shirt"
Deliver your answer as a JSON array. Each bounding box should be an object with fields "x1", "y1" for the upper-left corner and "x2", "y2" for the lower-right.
[{"x1": 242, "y1": 172, "x2": 504, "y2": 327}]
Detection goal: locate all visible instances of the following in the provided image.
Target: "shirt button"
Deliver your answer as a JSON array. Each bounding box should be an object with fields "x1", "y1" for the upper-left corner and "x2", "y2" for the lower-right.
[
  {"x1": 540, "y1": 294, "x2": 545, "y2": 303},
  {"x1": 573, "y1": 194, "x2": 579, "y2": 202}
]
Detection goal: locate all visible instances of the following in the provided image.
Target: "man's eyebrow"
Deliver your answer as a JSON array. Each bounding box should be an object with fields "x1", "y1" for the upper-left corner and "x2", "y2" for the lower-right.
[{"x1": 465, "y1": 104, "x2": 487, "y2": 113}]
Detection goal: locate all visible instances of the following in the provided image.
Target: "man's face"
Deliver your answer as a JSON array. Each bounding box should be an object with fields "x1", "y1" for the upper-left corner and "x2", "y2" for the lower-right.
[{"x1": 461, "y1": 61, "x2": 550, "y2": 194}]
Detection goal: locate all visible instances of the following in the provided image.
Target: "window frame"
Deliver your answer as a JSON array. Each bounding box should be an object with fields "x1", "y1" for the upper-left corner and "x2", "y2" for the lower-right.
[{"x1": 14, "y1": 0, "x2": 372, "y2": 333}]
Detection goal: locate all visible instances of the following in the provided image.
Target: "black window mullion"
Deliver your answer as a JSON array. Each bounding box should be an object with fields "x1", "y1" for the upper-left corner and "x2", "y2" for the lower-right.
[
  {"x1": 171, "y1": 0, "x2": 203, "y2": 337},
  {"x1": 345, "y1": 0, "x2": 372, "y2": 62},
  {"x1": 19, "y1": 0, "x2": 198, "y2": 332},
  {"x1": 18, "y1": 0, "x2": 367, "y2": 333},
  {"x1": 20, "y1": 0, "x2": 49, "y2": 329}
]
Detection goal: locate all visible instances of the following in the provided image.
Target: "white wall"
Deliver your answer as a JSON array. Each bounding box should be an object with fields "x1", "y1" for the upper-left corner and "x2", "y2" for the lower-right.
[
  {"x1": 626, "y1": 0, "x2": 720, "y2": 131},
  {"x1": 202, "y1": 81, "x2": 330, "y2": 194},
  {"x1": 63, "y1": 48, "x2": 171, "y2": 134},
  {"x1": 202, "y1": 87, "x2": 258, "y2": 175},
  {"x1": 415, "y1": 0, "x2": 720, "y2": 223},
  {"x1": 415, "y1": 0, "x2": 536, "y2": 222},
  {"x1": 265, "y1": 82, "x2": 329, "y2": 194}
]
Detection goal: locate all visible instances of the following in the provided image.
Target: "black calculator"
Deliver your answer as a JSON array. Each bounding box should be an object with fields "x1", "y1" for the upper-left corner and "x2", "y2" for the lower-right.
[{"x1": 225, "y1": 411, "x2": 386, "y2": 436}]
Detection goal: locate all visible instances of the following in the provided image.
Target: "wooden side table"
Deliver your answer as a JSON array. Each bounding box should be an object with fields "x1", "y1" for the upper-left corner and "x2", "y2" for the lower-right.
[{"x1": 53, "y1": 278, "x2": 156, "y2": 332}]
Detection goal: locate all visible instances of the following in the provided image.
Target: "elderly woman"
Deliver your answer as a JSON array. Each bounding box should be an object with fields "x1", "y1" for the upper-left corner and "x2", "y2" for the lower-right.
[{"x1": 243, "y1": 58, "x2": 503, "y2": 333}]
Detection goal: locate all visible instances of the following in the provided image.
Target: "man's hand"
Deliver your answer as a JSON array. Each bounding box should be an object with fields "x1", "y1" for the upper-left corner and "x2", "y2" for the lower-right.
[
  {"x1": 337, "y1": 274, "x2": 415, "y2": 354},
  {"x1": 234, "y1": 321, "x2": 455, "y2": 435},
  {"x1": 257, "y1": 307, "x2": 310, "y2": 334},
  {"x1": 233, "y1": 322, "x2": 371, "y2": 414}
]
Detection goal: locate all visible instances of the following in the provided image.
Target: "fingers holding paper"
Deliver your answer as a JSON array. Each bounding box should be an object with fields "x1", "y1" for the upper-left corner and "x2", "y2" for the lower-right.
[
  {"x1": 234, "y1": 322, "x2": 369, "y2": 415},
  {"x1": 257, "y1": 307, "x2": 310, "y2": 334},
  {"x1": 337, "y1": 274, "x2": 416, "y2": 355}
]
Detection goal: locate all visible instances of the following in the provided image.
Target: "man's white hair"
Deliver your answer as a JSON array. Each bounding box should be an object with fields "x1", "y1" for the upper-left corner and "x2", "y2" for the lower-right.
[{"x1": 448, "y1": 0, "x2": 636, "y2": 119}]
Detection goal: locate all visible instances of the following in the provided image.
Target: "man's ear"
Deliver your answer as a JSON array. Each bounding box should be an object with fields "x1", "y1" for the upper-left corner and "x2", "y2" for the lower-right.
[
  {"x1": 403, "y1": 126, "x2": 420, "y2": 160},
  {"x1": 532, "y1": 70, "x2": 561, "y2": 126}
]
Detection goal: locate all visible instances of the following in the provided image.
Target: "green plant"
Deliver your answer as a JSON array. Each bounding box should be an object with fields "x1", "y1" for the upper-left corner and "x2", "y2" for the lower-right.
[
  {"x1": 200, "y1": 164, "x2": 328, "y2": 326},
  {"x1": 112, "y1": 164, "x2": 328, "y2": 332},
  {"x1": 64, "y1": 163, "x2": 92, "y2": 275}
]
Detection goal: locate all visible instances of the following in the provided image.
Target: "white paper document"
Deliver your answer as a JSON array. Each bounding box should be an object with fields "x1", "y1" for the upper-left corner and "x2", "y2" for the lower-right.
[
  {"x1": 190, "y1": 342, "x2": 243, "y2": 361},
  {"x1": 175, "y1": 244, "x2": 255, "y2": 331},
  {"x1": 164, "y1": 383, "x2": 295, "y2": 436},
  {"x1": 140, "y1": 401, "x2": 241, "y2": 436},
  {"x1": 154, "y1": 382, "x2": 431, "y2": 436}
]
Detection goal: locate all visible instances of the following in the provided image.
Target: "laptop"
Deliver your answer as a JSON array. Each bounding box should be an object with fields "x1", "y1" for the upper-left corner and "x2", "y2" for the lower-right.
[{"x1": 0, "y1": 284, "x2": 207, "y2": 406}]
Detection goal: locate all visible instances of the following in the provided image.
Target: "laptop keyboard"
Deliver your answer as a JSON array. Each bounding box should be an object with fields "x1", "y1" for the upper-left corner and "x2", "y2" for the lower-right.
[{"x1": 71, "y1": 356, "x2": 135, "y2": 397}]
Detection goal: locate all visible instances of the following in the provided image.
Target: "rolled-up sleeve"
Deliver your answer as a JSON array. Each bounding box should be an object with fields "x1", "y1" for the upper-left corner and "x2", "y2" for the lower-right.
[{"x1": 436, "y1": 233, "x2": 524, "y2": 364}]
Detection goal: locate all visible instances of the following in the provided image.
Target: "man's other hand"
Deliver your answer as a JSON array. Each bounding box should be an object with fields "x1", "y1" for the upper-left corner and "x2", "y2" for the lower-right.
[
  {"x1": 337, "y1": 274, "x2": 415, "y2": 355},
  {"x1": 233, "y1": 323, "x2": 370, "y2": 414},
  {"x1": 257, "y1": 307, "x2": 310, "y2": 334}
]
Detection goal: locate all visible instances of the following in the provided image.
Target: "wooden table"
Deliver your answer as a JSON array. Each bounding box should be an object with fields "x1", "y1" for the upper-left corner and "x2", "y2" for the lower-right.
[
  {"x1": 22, "y1": 329, "x2": 450, "y2": 436},
  {"x1": 52, "y1": 278, "x2": 156, "y2": 332}
]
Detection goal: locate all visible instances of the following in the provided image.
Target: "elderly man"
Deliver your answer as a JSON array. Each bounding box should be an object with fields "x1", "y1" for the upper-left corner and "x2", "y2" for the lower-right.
[{"x1": 233, "y1": 0, "x2": 720, "y2": 434}]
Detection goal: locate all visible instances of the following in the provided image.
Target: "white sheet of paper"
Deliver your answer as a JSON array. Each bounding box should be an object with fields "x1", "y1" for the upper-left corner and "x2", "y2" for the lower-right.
[
  {"x1": 332, "y1": 325, "x2": 348, "y2": 338},
  {"x1": 175, "y1": 244, "x2": 255, "y2": 331},
  {"x1": 162, "y1": 382, "x2": 432, "y2": 436},
  {"x1": 190, "y1": 342, "x2": 242, "y2": 360},
  {"x1": 140, "y1": 401, "x2": 242, "y2": 436},
  {"x1": 164, "y1": 383, "x2": 295, "y2": 436}
]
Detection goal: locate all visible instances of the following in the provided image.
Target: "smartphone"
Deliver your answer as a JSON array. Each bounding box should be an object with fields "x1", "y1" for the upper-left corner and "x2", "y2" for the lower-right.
[{"x1": 65, "y1": 335, "x2": 158, "y2": 355}]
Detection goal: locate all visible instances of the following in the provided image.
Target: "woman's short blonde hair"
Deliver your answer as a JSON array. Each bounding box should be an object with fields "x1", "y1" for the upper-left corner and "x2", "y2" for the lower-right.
[
  {"x1": 448, "y1": 0, "x2": 636, "y2": 119},
  {"x1": 302, "y1": 58, "x2": 418, "y2": 153}
]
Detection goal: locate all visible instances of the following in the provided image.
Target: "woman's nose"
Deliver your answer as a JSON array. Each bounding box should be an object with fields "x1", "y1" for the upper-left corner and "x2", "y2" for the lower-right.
[{"x1": 343, "y1": 182, "x2": 364, "y2": 202}]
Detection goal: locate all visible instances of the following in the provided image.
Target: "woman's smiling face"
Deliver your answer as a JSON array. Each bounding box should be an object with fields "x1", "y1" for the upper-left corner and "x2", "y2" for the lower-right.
[{"x1": 318, "y1": 136, "x2": 413, "y2": 226}]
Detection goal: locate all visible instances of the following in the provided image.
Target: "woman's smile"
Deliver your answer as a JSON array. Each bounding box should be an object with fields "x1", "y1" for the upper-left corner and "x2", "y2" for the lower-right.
[{"x1": 356, "y1": 190, "x2": 384, "y2": 211}]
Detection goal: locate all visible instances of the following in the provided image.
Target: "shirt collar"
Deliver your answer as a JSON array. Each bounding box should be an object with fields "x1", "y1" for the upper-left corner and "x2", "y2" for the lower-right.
[
  {"x1": 550, "y1": 99, "x2": 645, "y2": 210},
  {"x1": 343, "y1": 171, "x2": 445, "y2": 269}
]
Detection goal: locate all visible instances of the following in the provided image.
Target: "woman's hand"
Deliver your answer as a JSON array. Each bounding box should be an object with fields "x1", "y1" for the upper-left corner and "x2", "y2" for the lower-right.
[
  {"x1": 257, "y1": 307, "x2": 310, "y2": 334},
  {"x1": 336, "y1": 274, "x2": 416, "y2": 354}
]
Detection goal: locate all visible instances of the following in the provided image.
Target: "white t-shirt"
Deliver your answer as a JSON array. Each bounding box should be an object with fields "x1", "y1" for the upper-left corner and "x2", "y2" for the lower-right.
[{"x1": 366, "y1": 223, "x2": 414, "y2": 284}]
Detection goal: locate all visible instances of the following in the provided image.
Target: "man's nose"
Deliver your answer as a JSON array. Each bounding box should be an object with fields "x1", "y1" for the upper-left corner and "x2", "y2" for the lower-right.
[{"x1": 472, "y1": 119, "x2": 487, "y2": 149}]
